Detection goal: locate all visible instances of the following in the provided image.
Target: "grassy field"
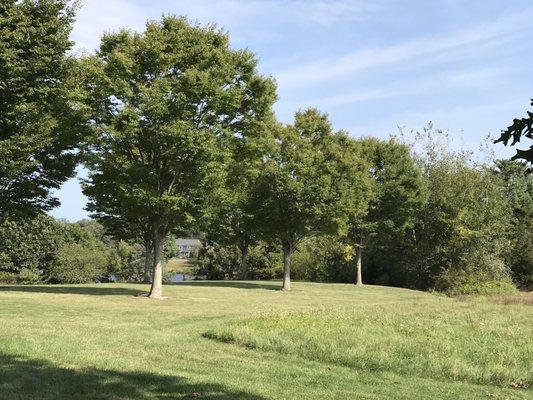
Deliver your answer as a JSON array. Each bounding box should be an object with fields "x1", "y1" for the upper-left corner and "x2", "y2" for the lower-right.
[{"x1": 0, "y1": 282, "x2": 531, "y2": 400}]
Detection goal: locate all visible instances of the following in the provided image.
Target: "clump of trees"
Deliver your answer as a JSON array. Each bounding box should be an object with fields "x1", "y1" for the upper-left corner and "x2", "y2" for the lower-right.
[
  {"x1": 0, "y1": 217, "x2": 177, "y2": 284},
  {"x1": 1, "y1": 1, "x2": 531, "y2": 295}
]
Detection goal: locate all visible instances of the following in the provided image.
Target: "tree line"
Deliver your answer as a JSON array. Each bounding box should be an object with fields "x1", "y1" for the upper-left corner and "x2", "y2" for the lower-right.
[{"x1": 1, "y1": 1, "x2": 531, "y2": 296}]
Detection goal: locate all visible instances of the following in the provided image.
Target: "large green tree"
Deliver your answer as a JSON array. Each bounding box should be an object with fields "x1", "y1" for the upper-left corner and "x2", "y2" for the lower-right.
[
  {"x1": 0, "y1": 0, "x2": 85, "y2": 219},
  {"x1": 495, "y1": 160, "x2": 533, "y2": 289},
  {"x1": 253, "y1": 109, "x2": 371, "y2": 290},
  {"x1": 409, "y1": 128, "x2": 513, "y2": 292},
  {"x1": 82, "y1": 17, "x2": 276, "y2": 299},
  {"x1": 348, "y1": 137, "x2": 426, "y2": 286},
  {"x1": 208, "y1": 118, "x2": 275, "y2": 279}
]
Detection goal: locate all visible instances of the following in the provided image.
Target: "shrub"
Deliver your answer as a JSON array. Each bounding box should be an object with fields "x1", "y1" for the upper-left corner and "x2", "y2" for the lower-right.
[
  {"x1": 16, "y1": 268, "x2": 42, "y2": 284},
  {"x1": 196, "y1": 242, "x2": 239, "y2": 279},
  {"x1": 0, "y1": 214, "x2": 62, "y2": 282},
  {"x1": 47, "y1": 243, "x2": 109, "y2": 284},
  {"x1": 247, "y1": 245, "x2": 281, "y2": 280},
  {"x1": 436, "y1": 268, "x2": 517, "y2": 296}
]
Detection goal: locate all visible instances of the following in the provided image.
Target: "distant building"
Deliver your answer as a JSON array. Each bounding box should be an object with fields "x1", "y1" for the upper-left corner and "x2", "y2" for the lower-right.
[{"x1": 175, "y1": 238, "x2": 202, "y2": 258}]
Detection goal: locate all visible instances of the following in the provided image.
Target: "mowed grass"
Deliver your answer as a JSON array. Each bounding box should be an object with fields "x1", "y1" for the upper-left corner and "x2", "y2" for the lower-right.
[{"x1": 0, "y1": 282, "x2": 531, "y2": 400}]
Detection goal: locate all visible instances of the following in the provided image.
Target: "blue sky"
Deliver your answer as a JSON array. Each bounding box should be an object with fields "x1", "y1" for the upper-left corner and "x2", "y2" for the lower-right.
[{"x1": 51, "y1": 0, "x2": 533, "y2": 221}]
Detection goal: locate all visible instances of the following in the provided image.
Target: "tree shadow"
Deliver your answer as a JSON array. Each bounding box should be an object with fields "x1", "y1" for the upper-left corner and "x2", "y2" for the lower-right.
[
  {"x1": 173, "y1": 281, "x2": 280, "y2": 291},
  {"x1": 0, "y1": 353, "x2": 266, "y2": 400},
  {"x1": 0, "y1": 285, "x2": 146, "y2": 297}
]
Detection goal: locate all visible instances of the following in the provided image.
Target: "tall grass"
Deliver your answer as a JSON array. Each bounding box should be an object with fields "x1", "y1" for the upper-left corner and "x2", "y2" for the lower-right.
[{"x1": 205, "y1": 298, "x2": 533, "y2": 388}]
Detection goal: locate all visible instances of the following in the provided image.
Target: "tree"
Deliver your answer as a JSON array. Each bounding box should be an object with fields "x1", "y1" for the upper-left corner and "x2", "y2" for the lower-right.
[
  {"x1": 409, "y1": 127, "x2": 514, "y2": 293},
  {"x1": 494, "y1": 99, "x2": 533, "y2": 170},
  {"x1": 208, "y1": 118, "x2": 274, "y2": 279},
  {"x1": 0, "y1": 213, "x2": 62, "y2": 283},
  {"x1": 0, "y1": 0, "x2": 85, "y2": 219},
  {"x1": 353, "y1": 138, "x2": 427, "y2": 286},
  {"x1": 82, "y1": 17, "x2": 276, "y2": 299},
  {"x1": 495, "y1": 160, "x2": 533, "y2": 289},
  {"x1": 253, "y1": 109, "x2": 371, "y2": 290}
]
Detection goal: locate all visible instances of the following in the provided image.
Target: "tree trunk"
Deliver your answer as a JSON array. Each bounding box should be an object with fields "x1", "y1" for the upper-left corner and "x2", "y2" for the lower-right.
[
  {"x1": 355, "y1": 246, "x2": 363, "y2": 286},
  {"x1": 143, "y1": 238, "x2": 152, "y2": 284},
  {"x1": 239, "y1": 242, "x2": 249, "y2": 280},
  {"x1": 282, "y1": 244, "x2": 293, "y2": 291},
  {"x1": 148, "y1": 228, "x2": 165, "y2": 299}
]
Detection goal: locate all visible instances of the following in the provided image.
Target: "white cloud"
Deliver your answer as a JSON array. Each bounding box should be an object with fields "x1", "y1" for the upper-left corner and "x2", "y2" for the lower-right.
[
  {"x1": 71, "y1": 0, "x2": 147, "y2": 52},
  {"x1": 274, "y1": 13, "x2": 529, "y2": 88},
  {"x1": 70, "y1": 0, "x2": 378, "y2": 52}
]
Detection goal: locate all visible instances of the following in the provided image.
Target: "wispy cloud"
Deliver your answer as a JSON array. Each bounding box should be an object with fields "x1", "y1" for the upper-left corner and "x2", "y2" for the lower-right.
[
  {"x1": 274, "y1": 13, "x2": 529, "y2": 88},
  {"x1": 71, "y1": 0, "x2": 379, "y2": 52},
  {"x1": 296, "y1": 66, "x2": 510, "y2": 109}
]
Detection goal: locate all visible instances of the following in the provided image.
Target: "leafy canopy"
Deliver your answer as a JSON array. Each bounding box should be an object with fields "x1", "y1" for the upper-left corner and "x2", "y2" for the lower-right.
[
  {"x1": 0, "y1": 0, "x2": 85, "y2": 219},
  {"x1": 82, "y1": 16, "x2": 277, "y2": 236}
]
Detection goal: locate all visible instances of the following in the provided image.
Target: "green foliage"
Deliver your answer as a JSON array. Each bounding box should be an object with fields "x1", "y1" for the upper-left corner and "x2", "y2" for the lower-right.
[
  {"x1": 494, "y1": 99, "x2": 533, "y2": 169},
  {"x1": 81, "y1": 16, "x2": 276, "y2": 296},
  {"x1": 45, "y1": 220, "x2": 117, "y2": 283},
  {"x1": 47, "y1": 242, "x2": 109, "y2": 284},
  {"x1": 409, "y1": 129, "x2": 514, "y2": 290},
  {"x1": 291, "y1": 236, "x2": 352, "y2": 283},
  {"x1": 495, "y1": 160, "x2": 533, "y2": 289},
  {"x1": 0, "y1": 215, "x2": 127, "y2": 284},
  {"x1": 196, "y1": 242, "x2": 240, "y2": 280},
  {"x1": 0, "y1": 213, "x2": 62, "y2": 282},
  {"x1": 0, "y1": 0, "x2": 86, "y2": 219},
  {"x1": 196, "y1": 241, "x2": 280, "y2": 280},
  {"x1": 106, "y1": 240, "x2": 145, "y2": 282},
  {"x1": 164, "y1": 235, "x2": 178, "y2": 260},
  {"x1": 352, "y1": 137, "x2": 427, "y2": 285},
  {"x1": 436, "y1": 268, "x2": 517, "y2": 296},
  {"x1": 254, "y1": 111, "x2": 370, "y2": 248}
]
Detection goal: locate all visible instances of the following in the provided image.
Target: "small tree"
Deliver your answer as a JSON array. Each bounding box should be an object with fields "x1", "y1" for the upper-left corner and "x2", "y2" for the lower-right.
[
  {"x1": 82, "y1": 17, "x2": 276, "y2": 299},
  {"x1": 253, "y1": 110, "x2": 371, "y2": 290}
]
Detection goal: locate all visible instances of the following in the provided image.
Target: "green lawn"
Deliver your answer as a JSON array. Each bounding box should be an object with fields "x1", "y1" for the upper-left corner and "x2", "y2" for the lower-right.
[{"x1": 0, "y1": 282, "x2": 531, "y2": 400}]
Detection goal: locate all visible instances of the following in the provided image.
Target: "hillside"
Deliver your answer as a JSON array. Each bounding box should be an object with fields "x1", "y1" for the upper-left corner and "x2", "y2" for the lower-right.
[{"x1": 0, "y1": 282, "x2": 531, "y2": 399}]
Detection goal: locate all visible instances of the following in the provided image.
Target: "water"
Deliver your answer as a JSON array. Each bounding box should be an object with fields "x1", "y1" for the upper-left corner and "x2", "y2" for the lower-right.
[{"x1": 170, "y1": 274, "x2": 193, "y2": 282}]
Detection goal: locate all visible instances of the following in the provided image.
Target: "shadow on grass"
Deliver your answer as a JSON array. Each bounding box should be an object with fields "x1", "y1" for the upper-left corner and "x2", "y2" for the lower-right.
[
  {"x1": 0, "y1": 285, "x2": 146, "y2": 297},
  {"x1": 173, "y1": 281, "x2": 280, "y2": 291},
  {"x1": 0, "y1": 354, "x2": 266, "y2": 400}
]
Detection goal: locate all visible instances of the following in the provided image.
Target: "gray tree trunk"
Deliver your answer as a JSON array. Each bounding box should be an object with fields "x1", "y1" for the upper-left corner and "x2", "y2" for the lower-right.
[
  {"x1": 282, "y1": 244, "x2": 292, "y2": 291},
  {"x1": 240, "y1": 243, "x2": 249, "y2": 280},
  {"x1": 148, "y1": 229, "x2": 165, "y2": 299},
  {"x1": 355, "y1": 246, "x2": 363, "y2": 286}
]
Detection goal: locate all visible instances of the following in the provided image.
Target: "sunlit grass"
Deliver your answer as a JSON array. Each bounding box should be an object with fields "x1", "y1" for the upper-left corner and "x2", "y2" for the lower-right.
[
  {"x1": 205, "y1": 297, "x2": 533, "y2": 388},
  {"x1": 0, "y1": 282, "x2": 531, "y2": 399}
]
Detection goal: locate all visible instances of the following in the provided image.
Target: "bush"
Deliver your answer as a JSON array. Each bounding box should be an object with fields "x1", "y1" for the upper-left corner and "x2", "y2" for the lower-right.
[
  {"x1": 0, "y1": 214, "x2": 62, "y2": 282},
  {"x1": 196, "y1": 241, "x2": 281, "y2": 280},
  {"x1": 47, "y1": 243, "x2": 109, "y2": 284},
  {"x1": 0, "y1": 271, "x2": 17, "y2": 284},
  {"x1": 247, "y1": 244, "x2": 281, "y2": 280},
  {"x1": 17, "y1": 268, "x2": 42, "y2": 284},
  {"x1": 196, "y1": 242, "x2": 239, "y2": 279},
  {"x1": 436, "y1": 269, "x2": 517, "y2": 296}
]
